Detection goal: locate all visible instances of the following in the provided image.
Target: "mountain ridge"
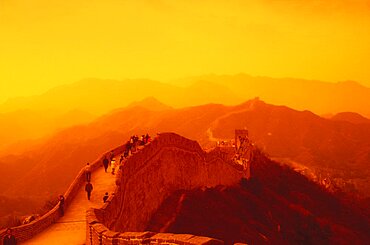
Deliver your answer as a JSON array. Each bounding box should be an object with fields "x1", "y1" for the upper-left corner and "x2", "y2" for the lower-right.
[{"x1": 2, "y1": 97, "x2": 370, "y2": 199}]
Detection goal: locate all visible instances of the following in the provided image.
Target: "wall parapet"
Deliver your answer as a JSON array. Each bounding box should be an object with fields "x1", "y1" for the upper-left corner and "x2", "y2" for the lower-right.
[{"x1": 87, "y1": 208, "x2": 223, "y2": 245}]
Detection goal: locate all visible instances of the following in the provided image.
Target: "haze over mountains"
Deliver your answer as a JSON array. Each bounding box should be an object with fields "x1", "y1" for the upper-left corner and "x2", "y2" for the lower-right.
[
  {"x1": 0, "y1": 78, "x2": 240, "y2": 114},
  {"x1": 1, "y1": 74, "x2": 369, "y2": 154},
  {"x1": 0, "y1": 109, "x2": 95, "y2": 154},
  {"x1": 2, "y1": 74, "x2": 370, "y2": 116},
  {"x1": 0, "y1": 74, "x2": 370, "y2": 230},
  {"x1": 174, "y1": 74, "x2": 370, "y2": 117},
  {"x1": 1, "y1": 98, "x2": 370, "y2": 202},
  {"x1": 331, "y1": 112, "x2": 370, "y2": 124},
  {"x1": 0, "y1": 77, "x2": 238, "y2": 152}
]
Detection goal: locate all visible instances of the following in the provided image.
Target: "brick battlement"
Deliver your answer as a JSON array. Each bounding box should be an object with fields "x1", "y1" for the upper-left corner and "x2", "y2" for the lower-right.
[{"x1": 86, "y1": 132, "x2": 249, "y2": 244}]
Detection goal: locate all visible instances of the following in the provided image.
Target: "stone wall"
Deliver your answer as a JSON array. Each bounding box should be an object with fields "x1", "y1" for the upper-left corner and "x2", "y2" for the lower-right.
[
  {"x1": 0, "y1": 132, "x2": 247, "y2": 244},
  {"x1": 0, "y1": 144, "x2": 125, "y2": 243},
  {"x1": 86, "y1": 132, "x2": 248, "y2": 244},
  {"x1": 87, "y1": 207, "x2": 224, "y2": 245}
]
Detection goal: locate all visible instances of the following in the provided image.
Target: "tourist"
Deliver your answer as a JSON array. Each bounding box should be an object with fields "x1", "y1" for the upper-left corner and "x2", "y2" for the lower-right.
[
  {"x1": 85, "y1": 181, "x2": 93, "y2": 201},
  {"x1": 111, "y1": 157, "x2": 116, "y2": 175},
  {"x1": 130, "y1": 137, "x2": 135, "y2": 152},
  {"x1": 85, "y1": 163, "x2": 91, "y2": 182},
  {"x1": 58, "y1": 195, "x2": 65, "y2": 217},
  {"x1": 3, "y1": 228, "x2": 16, "y2": 245},
  {"x1": 145, "y1": 133, "x2": 150, "y2": 144},
  {"x1": 103, "y1": 156, "x2": 109, "y2": 173},
  {"x1": 140, "y1": 135, "x2": 144, "y2": 145},
  {"x1": 123, "y1": 149, "x2": 128, "y2": 158},
  {"x1": 103, "y1": 192, "x2": 109, "y2": 203},
  {"x1": 126, "y1": 141, "x2": 132, "y2": 155}
]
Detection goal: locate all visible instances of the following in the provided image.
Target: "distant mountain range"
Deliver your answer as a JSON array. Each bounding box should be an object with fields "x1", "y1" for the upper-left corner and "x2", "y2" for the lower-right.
[
  {"x1": 0, "y1": 74, "x2": 370, "y2": 227},
  {"x1": 1, "y1": 97, "x2": 369, "y2": 205},
  {"x1": 0, "y1": 78, "x2": 240, "y2": 114},
  {"x1": 174, "y1": 74, "x2": 370, "y2": 116},
  {"x1": 0, "y1": 78, "x2": 239, "y2": 152},
  {"x1": 1, "y1": 74, "x2": 369, "y2": 153},
  {"x1": 331, "y1": 112, "x2": 370, "y2": 124},
  {"x1": 2, "y1": 75, "x2": 370, "y2": 116},
  {"x1": 0, "y1": 109, "x2": 94, "y2": 153}
]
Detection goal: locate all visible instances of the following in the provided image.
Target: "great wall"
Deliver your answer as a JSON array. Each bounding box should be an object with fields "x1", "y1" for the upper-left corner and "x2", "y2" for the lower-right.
[{"x1": 0, "y1": 132, "x2": 252, "y2": 244}]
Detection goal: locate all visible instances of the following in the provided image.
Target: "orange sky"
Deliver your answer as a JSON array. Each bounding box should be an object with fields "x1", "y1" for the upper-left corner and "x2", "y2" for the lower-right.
[{"x1": 1, "y1": 0, "x2": 370, "y2": 103}]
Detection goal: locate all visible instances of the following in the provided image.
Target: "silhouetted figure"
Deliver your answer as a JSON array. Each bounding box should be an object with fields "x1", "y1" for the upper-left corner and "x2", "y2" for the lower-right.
[
  {"x1": 3, "y1": 228, "x2": 16, "y2": 245},
  {"x1": 145, "y1": 133, "x2": 150, "y2": 143},
  {"x1": 103, "y1": 192, "x2": 109, "y2": 203},
  {"x1": 103, "y1": 156, "x2": 109, "y2": 172},
  {"x1": 58, "y1": 195, "x2": 65, "y2": 217},
  {"x1": 126, "y1": 141, "x2": 132, "y2": 156},
  {"x1": 140, "y1": 135, "x2": 145, "y2": 145},
  {"x1": 85, "y1": 182, "x2": 93, "y2": 201},
  {"x1": 85, "y1": 163, "x2": 91, "y2": 182},
  {"x1": 119, "y1": 155, "x2": 124, "y2": 164}
]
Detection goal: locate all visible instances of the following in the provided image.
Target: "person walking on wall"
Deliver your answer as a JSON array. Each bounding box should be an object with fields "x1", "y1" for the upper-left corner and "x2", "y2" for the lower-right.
[
  {"x1": 103, "y1": 192, "x2": 109, "y2": 203},
  {"x1": 3, "y1": 228, "x2": 16, "y2": 245},
  {"x1": 85, "y1": 163, "x2": 91, "y2": 182},
  {"x1": 103, "y1": 156, "x2": 109, "y2": 172},
  {"x1": 58, "y1": 195, "x2": 65, "y2": 216},
  {"x1": 85, "y1": 181, "x2": 93, "y2": 201}
]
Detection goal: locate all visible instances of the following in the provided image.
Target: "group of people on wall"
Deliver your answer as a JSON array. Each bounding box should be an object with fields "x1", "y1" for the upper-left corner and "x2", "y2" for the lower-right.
[
  {"x1": 85, "y1": 133, "x2": 152, "y2": 201},
  {"x1": 61, "y1": 133, "x2": 152, "y2": 214}
]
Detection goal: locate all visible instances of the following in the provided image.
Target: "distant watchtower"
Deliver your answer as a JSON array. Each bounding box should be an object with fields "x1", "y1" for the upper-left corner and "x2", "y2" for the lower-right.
[
  {"x1": 234, "y1": 129, "x2": 252, "y2": 179},
  {"x1": 235, "y1": 129, "x2": 249, "y2": 151}
]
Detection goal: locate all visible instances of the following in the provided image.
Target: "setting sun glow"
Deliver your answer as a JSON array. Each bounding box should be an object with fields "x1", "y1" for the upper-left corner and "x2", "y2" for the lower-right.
[{"x1": 1, "y1": 0, "x2": 370, "y2": 102}]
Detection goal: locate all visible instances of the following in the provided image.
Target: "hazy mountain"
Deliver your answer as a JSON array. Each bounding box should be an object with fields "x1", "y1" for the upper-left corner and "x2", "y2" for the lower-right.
[
  {"x1": 2, "y1": 74, "x2": 369, "y2": 154},
  {"x1": 0, "y1": 78, "x2": 240, "y2": 152},
  {"x1": 127, "y1": 97, "x2": 173, "y2": 111},
  {"x1": 207, "y1": 99, "x2": 370, "y2": 196},
  {"x1": 0, "y1": 78, "x2": 241, "y2": 115},
  {"x1": 1, "y1": 97, "x2": 370, "y2": 222},
  {"x1": 331, "y1": 112, "x2": 370, "y2": 124},
  {"x1": 0, "y1": 109, "x2": 95, "y2": 153},
  {"x1": 175, "y1": 73, "x2": 370, "y2": 116}
]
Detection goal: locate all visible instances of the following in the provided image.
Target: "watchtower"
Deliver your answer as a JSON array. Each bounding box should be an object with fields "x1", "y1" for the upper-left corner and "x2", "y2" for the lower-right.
[
  {"x1": 235, "y1": 129, "x2": 249, "y2": 151},
  {"x1": 234, "y1": 129, "x2": 252, "y2": 179}
]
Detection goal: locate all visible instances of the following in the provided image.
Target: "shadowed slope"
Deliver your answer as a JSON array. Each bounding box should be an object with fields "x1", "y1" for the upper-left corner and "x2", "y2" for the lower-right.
[{"x1": 148, "y1": 151, "x2": 370, "y2": 245}]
